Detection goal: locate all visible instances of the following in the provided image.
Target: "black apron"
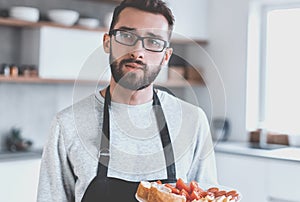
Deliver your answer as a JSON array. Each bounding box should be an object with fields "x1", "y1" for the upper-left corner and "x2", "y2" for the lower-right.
[{"x1": 81, "y1": 86, "x2": 177, "y2": 202}]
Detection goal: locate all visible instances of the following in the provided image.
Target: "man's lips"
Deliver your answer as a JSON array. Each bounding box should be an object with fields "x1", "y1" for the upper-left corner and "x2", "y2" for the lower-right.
[{"x1": 124, "y1": 62, "x2": 144, "y2": 70}]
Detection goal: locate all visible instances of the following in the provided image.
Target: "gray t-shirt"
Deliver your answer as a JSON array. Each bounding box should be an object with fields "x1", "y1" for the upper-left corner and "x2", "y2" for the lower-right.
[{"x1": 37, "y1": 90, "x2": 217, "y2": 202}]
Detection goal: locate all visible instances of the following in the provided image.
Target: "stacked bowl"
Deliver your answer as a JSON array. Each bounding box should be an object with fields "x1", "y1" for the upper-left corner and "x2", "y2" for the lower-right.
[
  {"x1": 77, "y1": 18, "x2": 100, "y2": 28},
  {"x1": 47, "y1": 9, "x2": 79, "y2": 26},
  {"x1": 9, "y1": 6, "x2": 40, "y2": 22}
]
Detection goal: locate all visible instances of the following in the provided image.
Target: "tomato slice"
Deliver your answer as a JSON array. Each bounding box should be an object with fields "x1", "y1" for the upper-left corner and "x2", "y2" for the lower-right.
[
  {"x1": 191, "y1": 182, "x2": 204, "y2": 193},
  {"x1": 190, "y1": 190, "x2": 201, "y2": 200},
  {"x1": 226, "y1": 190, "x2": 237, "y2": 196},
  {"x1": 176, "y1": 178, "x2": 191, "y2": 193},
  {"x1": 165, "y1": 184, "x2": 180, "y2": 195},
  {"x1": 215, "y1": 190, "x2": 227, "y2": 197},
  {"x1": 156, "y1": 180, "x2": 162, "y2": 184},
  {"x1": 226, "y1": 190, "x2": 239, "y2": 199},
  {"x1": 164, "y1": 183, "x2": 173, "y2": 189},
  {"x1": 189, "y1": 181, "x2": 199, "y2": 192},
  {"x1": 207, "y1": 187, "x2": 219, "y2": 193},
  {"x1": 180, "y1": 189, "x2": 191, "y2": 201},
  {"x1": 199, "y1": 191, "x2": 208, "y2": 198}
]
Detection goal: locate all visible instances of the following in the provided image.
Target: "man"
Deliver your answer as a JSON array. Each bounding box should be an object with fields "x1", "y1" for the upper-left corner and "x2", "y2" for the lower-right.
[{"x1": 37, "y1": 0, "x2": 217, "y2": 201}]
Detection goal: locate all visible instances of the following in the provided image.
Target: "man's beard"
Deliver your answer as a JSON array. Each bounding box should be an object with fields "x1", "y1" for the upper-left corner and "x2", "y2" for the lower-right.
[{"x1": 109, "y1": 54, "x2": 163, "y2": 90}]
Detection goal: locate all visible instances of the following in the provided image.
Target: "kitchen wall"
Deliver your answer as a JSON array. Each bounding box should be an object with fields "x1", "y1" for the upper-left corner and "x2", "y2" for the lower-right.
[
  {"x1": 0, "y1": 0, "x2": 209, "y2": 150},
  {"x1": 192, "y1": 0, "x2": 300, "y2": 142},
  {"x1": 0, "y1": 0, "x2": 252, "y2": 149},
  {"x1": 0, "y1": 27, "x2": 21, "y2": 64},
  {"x1": 188, "y1": 0, "x2": 251, "y2": 142},
  {"x1": 0, "y1": 83, "x2": 103, "y2": 149},
  {"x1": 0, "y1": 0, "x2": 116, "y2": 149}
]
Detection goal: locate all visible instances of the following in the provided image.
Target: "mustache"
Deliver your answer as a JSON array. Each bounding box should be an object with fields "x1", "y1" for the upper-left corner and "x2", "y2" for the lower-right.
[{"x1": 119, "y1": 58, "x2": 147, "y2": 68}]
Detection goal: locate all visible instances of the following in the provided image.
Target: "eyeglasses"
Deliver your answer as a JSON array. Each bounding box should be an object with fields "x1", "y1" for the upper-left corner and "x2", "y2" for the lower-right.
[{"x1": 109, "y1": 29, "x2": 169, "y2": 52}]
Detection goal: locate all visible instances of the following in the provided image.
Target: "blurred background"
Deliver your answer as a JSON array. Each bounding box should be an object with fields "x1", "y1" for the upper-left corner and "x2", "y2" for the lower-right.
[{"x1": 0, "y1": 0, "x2": 300, "y2": 201}]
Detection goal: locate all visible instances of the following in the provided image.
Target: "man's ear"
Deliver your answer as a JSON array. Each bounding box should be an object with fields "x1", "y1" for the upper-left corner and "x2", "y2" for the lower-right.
[
  {"x1": 162, "y1": 47, "x2": 173, "y2": 66},
  {"x1": 103, "y1": 33, "x2": 110, "y2": 53}
]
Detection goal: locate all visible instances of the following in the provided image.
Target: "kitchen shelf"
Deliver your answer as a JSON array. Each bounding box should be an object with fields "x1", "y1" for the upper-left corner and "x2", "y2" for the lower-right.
[
  {"x1": 0, "y1": 17, "x2": 207, "y2": 44},
  {"x1": 0, "y1": 17, "x2": 206, "y2": 88},
  {"x1": 170, "y1": 38, "x2": 208, "y2": 45},
  {"x1": 0, "y1": 76, "x2": 204, "y2": 87},
  {"x1": 0, "y1": 17, "x2": 107, "y2": 32},
  {"x1": 0, "y1": 76, "x2": 108, "y2": 85},
  {"x1": 81, "y1": 0, "x2": 122, "y2": 3},
  {"x1": 156, "y1": 79, "x2": 204, "y2": 87}
]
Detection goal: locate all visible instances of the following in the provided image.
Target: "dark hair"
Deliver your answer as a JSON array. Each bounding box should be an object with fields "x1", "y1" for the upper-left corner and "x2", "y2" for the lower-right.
[{"x1": 109, "y1": 0, "x2": 175, "y2": 33}]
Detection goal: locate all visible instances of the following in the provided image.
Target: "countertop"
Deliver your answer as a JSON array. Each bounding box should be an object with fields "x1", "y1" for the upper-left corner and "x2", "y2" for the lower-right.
[
  {"x1": 214, "y1": 141, "x2": 300, "y2": 162},
  {"x1": 1, "y1": 142, "x2": 300, "y2": 163},
  {"x1": 0, "y1": 148, "x2": 43, "y2": 162}
]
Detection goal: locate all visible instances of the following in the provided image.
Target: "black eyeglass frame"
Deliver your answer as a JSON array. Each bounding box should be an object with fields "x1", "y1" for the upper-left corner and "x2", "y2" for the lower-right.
[{"x1": 109, "y1": 29, "x2": 169, "y2": 52}]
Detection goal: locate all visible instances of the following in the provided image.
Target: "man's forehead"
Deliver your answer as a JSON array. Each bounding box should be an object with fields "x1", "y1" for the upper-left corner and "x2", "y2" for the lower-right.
[
  {"x1": 114, "y1": 7, "x2": 170, "y2": 32},
  {"x1": 116, "y1": 26, "x2": 170, "y2": 38}
]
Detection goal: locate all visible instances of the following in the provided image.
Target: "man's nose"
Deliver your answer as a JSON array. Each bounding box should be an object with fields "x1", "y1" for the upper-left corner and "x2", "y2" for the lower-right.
[{"x1": 129, "y1": 39, "x2": 145, "y2": 59}]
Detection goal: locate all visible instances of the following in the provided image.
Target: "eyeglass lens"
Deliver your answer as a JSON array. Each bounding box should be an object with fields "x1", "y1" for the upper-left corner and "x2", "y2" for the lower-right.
[{"x1": 113, "y1": 30, "x2": 167, "y2": 52}]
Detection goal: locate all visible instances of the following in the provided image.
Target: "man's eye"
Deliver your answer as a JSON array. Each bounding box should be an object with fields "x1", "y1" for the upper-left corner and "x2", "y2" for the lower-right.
[
  {"x1": 120, "y1": 32, "x2": 133, "y2": 39},
  {"x1": 147, "y1": 38, "x2": 163, "y2": 47}
]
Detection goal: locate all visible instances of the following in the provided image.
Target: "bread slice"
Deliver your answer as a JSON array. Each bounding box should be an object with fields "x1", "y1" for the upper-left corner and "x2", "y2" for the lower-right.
[
  {"x1": 136, "y1": 181, "x2": 152, "y2": 200},
  {"x1": 147, "y1": 184, "x2": 186, "y2": 202}
]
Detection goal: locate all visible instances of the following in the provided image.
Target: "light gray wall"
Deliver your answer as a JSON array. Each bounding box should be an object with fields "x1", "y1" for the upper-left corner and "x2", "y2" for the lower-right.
[
  {"x1": 0, "y1": 27, "x2": 22, "y2": 64},
  {"x1": 200, "y1": 0, "x2": 250, "y2": 141},
  {"x1": 0, "y1": 83, "x2": 104, "y2": 149}
]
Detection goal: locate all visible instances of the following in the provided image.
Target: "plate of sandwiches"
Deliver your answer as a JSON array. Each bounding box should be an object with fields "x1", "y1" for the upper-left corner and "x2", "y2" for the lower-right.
[{"x1": 135, "y1": 178, "x2": 241, "y2": 202}]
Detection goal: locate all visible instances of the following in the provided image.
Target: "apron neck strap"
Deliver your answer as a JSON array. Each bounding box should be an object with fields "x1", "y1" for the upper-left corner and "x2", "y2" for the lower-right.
[{"x1": 98, "y1": 85, "x2": 176, "y2": 182}]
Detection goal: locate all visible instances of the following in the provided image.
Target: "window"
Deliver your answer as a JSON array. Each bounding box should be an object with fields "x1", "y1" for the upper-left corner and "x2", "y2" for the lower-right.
[{"x1": 247, "y1": 2, "x2": 300, "y2": 135}]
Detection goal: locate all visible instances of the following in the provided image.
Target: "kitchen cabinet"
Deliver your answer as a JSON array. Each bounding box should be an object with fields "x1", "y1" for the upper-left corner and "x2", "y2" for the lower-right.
[
  {"x1": 215, "y1": 152, "x2": 268, "y2": 202},
  {"x1": 266, "y1": 160, "x2": 300, "y2": 202},
  {"x1": 0, "y1": 158, "x2": 41, "y2": 202},
  {"x1": 20, "y1": 26, "x2": 109, "y2": 81},
  {"x1": 216, "y1": 150, "x2": 300, "y2": 202}
]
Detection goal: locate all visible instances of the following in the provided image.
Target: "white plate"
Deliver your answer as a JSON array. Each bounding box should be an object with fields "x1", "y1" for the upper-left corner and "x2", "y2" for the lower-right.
[
  {"x1": 135, "y1": 183, "x2": 242, "y2": 202},
  {"x1": 135, "y1": 193, "x2": 147, "y2": 202}
]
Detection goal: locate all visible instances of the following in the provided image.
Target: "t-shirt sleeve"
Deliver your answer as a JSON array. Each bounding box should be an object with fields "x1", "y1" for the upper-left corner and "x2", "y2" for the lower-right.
[
  {"x1": 37, "y1": 116, "x2": 76, "y2": 202},
  {"x1": 187, "y1": 108, "x2": 218, "y2": 185}
]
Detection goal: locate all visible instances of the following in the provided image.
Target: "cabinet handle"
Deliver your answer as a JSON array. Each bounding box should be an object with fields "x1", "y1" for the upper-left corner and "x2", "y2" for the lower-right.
[{"x1": 268, "y1": 196, "x2": 299, "y2": 202}]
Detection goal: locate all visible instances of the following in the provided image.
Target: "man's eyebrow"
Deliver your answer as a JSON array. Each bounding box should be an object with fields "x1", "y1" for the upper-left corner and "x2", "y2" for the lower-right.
[
  {"x1": 117, "y1": 26, "x2": 136, "y2": 31},
  {"x1": 145, "y1": 32, "x2": 164, "y2": 39},
  {"x1": 117, "y1": 26, "x2": 165, "y2": 38}
]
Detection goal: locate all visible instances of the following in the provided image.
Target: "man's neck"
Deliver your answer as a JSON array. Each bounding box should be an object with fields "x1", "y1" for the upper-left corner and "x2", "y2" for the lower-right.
[{"x1": 101, "y1": 80, "x2": 154, "y2": 105}]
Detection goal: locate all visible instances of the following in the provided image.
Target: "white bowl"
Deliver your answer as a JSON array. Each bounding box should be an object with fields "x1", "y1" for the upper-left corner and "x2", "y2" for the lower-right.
[
  {"x1": 47, "y1": 9, "x2": 79, "y2": 26},
  {"x1": 77, "y1": 18, "x2": 100, "y2": 28},
  {"x1": 9, "y1": 6, "x2": 40, "y2": 22}
]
